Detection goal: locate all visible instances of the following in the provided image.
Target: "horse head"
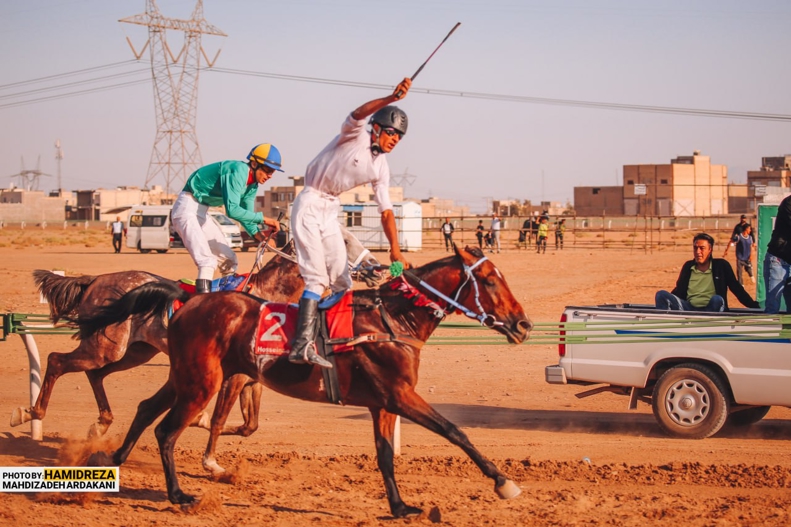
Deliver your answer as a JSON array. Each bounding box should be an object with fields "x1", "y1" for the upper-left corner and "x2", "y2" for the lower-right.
[
  {"x1": 403, "y1": 245, "x2": 531, "y2": 344},
  {"x1": 452, "y1": 245, "x2": 531, "y2": 343}
]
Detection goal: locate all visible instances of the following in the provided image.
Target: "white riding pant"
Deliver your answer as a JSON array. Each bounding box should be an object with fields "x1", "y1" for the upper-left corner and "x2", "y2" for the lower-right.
[
  {"x1": 171, "y1": 191, "x2": 237, "y2": 280},
  {"x1": 291, "y1": 187, "x2": 352, "y2": 296}
]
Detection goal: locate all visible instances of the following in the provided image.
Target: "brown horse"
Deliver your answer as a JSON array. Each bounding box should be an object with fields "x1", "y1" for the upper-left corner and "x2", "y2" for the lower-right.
[
  {"x1": 83, "y1": 245, "x2": 531, "y2": 517},
  {"x1": 12, "y1": 228, "x2": 379, "y2": 464}
]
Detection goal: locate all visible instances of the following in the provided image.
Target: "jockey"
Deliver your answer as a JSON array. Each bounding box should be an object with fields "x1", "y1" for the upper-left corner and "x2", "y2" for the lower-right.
[
  {"x1": 289, "y1": 78, "x2": 413, "y2": 369},
  {"x1": 171, "y1": 144, "x2": 283, "y2": 294}
]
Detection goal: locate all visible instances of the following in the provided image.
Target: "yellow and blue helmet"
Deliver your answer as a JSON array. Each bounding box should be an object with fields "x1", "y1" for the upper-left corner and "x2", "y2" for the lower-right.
[{"x1": 247, "y1": 143, "x2": 284, "y2": 172}]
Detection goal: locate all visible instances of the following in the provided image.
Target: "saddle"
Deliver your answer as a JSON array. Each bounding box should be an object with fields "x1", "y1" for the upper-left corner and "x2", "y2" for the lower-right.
[
  {"x1": 176, "y1": 274, "x2": 247, "y2": 294},
  {"x1": 253, "y1": 289, "x2": 424, "y2": 404}
]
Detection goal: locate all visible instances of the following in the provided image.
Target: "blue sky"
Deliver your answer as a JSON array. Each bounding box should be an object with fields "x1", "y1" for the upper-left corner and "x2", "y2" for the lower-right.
[{"x1": 2, "y1": 0, "x2": 790, "y2": 212}]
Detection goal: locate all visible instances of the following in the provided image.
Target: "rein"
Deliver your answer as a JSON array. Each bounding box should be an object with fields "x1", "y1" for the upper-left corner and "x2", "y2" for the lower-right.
[{"x1": 401, "y1": 255, "x2": 504, "y2": 328}]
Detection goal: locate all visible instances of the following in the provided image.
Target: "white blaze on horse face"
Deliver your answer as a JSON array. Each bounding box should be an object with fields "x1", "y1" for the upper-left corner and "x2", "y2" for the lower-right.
[{"x1": 493, "y1": 267, "x2": 503, "y2": 280}]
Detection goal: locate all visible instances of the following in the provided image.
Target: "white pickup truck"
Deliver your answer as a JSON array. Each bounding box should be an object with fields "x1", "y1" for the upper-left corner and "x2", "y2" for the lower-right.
[{"x1": 544, "y1": 304, "x2": 791, "y2": 439}]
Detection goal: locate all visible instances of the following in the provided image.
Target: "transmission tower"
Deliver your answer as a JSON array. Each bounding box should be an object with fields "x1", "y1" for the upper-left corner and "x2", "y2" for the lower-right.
[
  {"x1": 391, "y1": 167, "x2": 417, "y2": 187},
  {"x1": 54, "y1": 139, "x2": 64, "y2": 193},
  {"x1": 8, "y1": 156, "x2": 51, "y2": 191},
  {"x1": 121, "y1": 0, "x2": 226, "y2": 198}
]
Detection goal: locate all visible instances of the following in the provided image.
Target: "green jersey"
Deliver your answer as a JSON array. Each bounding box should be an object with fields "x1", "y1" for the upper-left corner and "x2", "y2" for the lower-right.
[{"x1": 183, "y1": 160, "x2": 263, "y2": 236}]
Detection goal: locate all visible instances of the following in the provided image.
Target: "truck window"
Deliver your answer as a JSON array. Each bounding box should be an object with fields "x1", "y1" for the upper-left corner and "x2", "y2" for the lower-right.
[{"x1": 130, "y1": 215, "x2": 143, "y2": 227}]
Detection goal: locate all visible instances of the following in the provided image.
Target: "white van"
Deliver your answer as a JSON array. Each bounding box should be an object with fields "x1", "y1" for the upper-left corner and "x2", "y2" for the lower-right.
[
  {"x1": 126, "y1": 205, "x2": 173, "y2": 253},
  {"x1": 209, "y1": 211, "x2": 243, "y2": 249}
]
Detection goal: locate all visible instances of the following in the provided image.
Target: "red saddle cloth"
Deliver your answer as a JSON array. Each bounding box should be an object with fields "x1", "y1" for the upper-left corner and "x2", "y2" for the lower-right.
[{"x1": 254, "y1": 292, "x2": 354, "y2": 356}]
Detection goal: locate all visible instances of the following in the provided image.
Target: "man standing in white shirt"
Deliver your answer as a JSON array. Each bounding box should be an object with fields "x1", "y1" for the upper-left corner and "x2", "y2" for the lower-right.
[
  {"x1": 288, "y1": 77, "x2": 412, "y2": 368},
  {"x1": 111, "y1": 216, "x2": 125, "y2": 254},
  {"x1": 490, "y1": 214, "x2": 501, "y2": 254}
]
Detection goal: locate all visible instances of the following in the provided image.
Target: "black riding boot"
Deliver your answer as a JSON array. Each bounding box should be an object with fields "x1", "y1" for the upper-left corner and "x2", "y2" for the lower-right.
[
  {"x1": 195, "y1": 279, "x2": 211, "y2": 294},
  {"x1": 288, "y1": 297, "x2": 333, "y2": 369}
]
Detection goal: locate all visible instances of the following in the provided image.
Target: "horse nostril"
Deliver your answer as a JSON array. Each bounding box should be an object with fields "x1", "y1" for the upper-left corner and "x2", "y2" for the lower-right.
[{"x1": 518, "y1": 319, "x2": 533, "y2": 333}]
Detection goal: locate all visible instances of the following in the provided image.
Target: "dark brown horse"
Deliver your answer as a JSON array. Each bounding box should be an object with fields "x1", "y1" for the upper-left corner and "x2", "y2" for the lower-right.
[
  {"x1": 12, "y1": 228, "x2": 378, "y2": 475},
  {"x1": 83, "y1": 245, "x2": 531, "y2": 517}
]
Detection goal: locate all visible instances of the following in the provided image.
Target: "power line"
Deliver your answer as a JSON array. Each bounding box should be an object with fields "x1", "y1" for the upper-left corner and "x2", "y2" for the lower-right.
[
  {"x1": 4, "y1": 60, "x2": 791, "y2": 123},
  {"x1": 0, "y1": 78, "x2": 150, "y2": 109},
  {"x1": 0, "y1": 60, "x2": 138, "y2": 91},
  {"x1": 0, "y1": 67, "x2": 150, "y2": 101}
]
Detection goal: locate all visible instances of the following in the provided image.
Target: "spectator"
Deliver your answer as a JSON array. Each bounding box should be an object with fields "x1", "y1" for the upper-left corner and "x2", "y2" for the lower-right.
[
  {"x1": 555, "y1": 218, "x2": 566, "y2": 249},
  {"x1": 519, "y1": 217, "x2": 530, "y2": 248},
  {"x1": 734, "y1": 225, "x2": 755, "y2": 285},
  {"x1": 490, "y1": 214, "x2": 501, "y2": 254},
  {"x1": 655, "y1": 233, "x2": 759, "y2": 312},
  {"x1": 765, "y1": 194, "x2": 791, "y2": 313},
  {"x1": 475, "y1": 220, "x2": 485, "y2": 249},
  {"x1": 440, "y1": 218, "x2": 454, "y2": 252},
  {"x1": 111, "y1": 216, "x2": 125, "y2": 254},
  {"x1": 536, "y1": 217, "x2": 548, "y2": 254},
  {"x1": 723, "y1": 214, "x2": 755, "y2": 257}
]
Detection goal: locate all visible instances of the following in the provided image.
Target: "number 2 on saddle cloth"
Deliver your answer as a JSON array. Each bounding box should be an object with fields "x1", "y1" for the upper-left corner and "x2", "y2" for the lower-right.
[{"x1": 254, "y1": 292, "x2": 355, "y2": 356}]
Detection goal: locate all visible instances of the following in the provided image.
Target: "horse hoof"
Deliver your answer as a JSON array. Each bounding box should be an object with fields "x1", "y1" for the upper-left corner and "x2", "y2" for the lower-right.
[
  {"x1": 10, "y1": 407, "x2": 31, "y2": 427},
  {"x1": 197, "y1": 412, "x2": 211, "y2": 430},
  {"x1": 170, "y1": 490, "x2": 196, "y2": 506},
  {"x1": 87, "y1": 422, "x2": 108, "y2": 439},
  {"x1": 87, "y1": 451, "x2": 113, "y2": 467},
  {"x1": 393, "y1": 504, "x2": 423, "y2": 518},
  {"x1": 495, "y1": 479, "x2": 522, "y2": 500},
  {"x1": 202, "y1": 458, "x2": 226, "y2": 476}
]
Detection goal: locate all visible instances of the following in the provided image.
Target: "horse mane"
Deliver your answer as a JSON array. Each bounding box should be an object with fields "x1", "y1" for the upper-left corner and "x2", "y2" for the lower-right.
[{"x1": 33, "y1": 269, "x2": 96, "y2": 323}]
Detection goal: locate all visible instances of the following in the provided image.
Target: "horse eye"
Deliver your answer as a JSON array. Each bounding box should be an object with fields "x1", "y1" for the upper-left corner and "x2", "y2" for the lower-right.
[{"x1": 484, "y1": 277, "x2": 497, "y2": 287}]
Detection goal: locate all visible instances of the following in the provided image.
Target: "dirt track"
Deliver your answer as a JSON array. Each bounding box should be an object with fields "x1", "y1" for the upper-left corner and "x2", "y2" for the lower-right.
[{"x1": 0, "y1": 229, "x2": 789, "y2": 526}]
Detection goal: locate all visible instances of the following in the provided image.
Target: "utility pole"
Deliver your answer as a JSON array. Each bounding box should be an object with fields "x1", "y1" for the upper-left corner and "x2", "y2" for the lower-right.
[{"x1": 121, "y1": 0, "x2": 226, "y2": 199}]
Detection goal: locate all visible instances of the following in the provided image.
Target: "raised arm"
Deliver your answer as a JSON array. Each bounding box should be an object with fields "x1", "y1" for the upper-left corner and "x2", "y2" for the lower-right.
[{"x1": 351, "y1": 78, "x2": 411, "y2": 121}]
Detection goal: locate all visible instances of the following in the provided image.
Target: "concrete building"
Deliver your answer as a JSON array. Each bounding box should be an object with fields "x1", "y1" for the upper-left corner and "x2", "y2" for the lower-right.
[
  {"x1": 746, "y1": 156, "x2": 791, "y2": 211},
  {"x1": 72, "y1": 186, "x2": 170, "y2": 221},
  {"x1": 259, "y1": 176, "x2": 406, "y2": 218},
  {"x1": 573, "y1": 187, "x2": 624, "y2": 216},
  {"x1": 0, "y1": 188, "x2": 70, "y2": 223},
  {"x1": 622, "y1": 151, "x2": 728, "y2": 216}
]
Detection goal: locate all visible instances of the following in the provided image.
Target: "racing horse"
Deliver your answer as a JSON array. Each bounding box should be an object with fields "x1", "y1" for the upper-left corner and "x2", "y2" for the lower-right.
[
  {"x1": 11, "y1": 227, "x2": 380, "y2": 450},
  {"x1": 83, "y1": 245, "x2": 531, "y2": 518}
]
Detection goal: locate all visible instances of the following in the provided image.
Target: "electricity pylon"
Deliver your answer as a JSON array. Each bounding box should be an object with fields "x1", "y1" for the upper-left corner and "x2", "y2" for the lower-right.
[
  {"x1": 9, "y1": 156, "x2": 50, "y2": 191},
  {"x1": 121, "y1": 0, "x2": 226, "y2": 198}
]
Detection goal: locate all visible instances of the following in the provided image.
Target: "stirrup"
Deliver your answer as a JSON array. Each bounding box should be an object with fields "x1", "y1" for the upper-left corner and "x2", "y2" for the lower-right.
[{"x1": 288, "y1": 342, "x2": 332, "y2": 369}]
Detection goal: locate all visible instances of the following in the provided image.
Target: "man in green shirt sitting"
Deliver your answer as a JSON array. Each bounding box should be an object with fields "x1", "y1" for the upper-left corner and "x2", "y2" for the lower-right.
[{"x1": 655, "y1": 233, "x2": 759, "y2": 312}]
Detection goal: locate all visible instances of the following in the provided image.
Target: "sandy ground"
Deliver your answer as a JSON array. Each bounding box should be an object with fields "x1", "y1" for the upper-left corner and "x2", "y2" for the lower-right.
[{"x1": 0, "y1": 230, "x2": 789, "y2": 526}]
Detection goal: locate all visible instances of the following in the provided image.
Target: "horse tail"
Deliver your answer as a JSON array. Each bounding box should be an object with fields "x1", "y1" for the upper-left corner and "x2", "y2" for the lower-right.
[
  {"x1": 77, "y1": 281, "x2": 190, "y2": 341},
  {"x1": 33, "y1": 269, "x2": 96, "y2": 323}
]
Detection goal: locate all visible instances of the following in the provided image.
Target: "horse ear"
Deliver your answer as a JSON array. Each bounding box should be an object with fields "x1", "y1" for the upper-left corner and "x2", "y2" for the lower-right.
[{"x1": 455, "y1": 244, "x2": 479, "y2": 266}]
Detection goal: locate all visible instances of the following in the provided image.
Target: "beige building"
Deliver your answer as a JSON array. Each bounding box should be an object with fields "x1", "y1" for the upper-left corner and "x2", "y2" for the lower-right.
[
  {"x1": 746, "y1": 156, "x2": 791, "y2": 210},
  {"x1": 72, "y1": 186, "x2": 171, "y2": 221},
  {"x1": 573, "y1": 187, "x2": 624, "y2": 216},
  {"x1": 0, "y1": 188, "x2": 71, "y2": 223},
  {"x1": 622, "y1": 151, "x2": 728, "y2": 216},
  {"x1": 258, "y1": 176, "x2": 406, "y2": 219}
]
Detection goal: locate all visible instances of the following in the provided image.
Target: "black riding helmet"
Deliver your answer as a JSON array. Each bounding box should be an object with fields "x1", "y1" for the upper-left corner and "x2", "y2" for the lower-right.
[
  {"x1": 369, "y1": 106, "x2": 408, "y2": 155},
  {"x1": 370, "y1": 106, "x2": 408, "y2": 135}
]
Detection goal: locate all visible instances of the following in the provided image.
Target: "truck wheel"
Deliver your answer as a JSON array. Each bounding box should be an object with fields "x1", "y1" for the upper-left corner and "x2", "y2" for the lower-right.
[
  {"x1": 137, "y1": 242, "x2": 151, "y2": 254},
  {"x1": 156, "y1": 249, "x2": 168, "y2": 254},
  {"x1": 241, "y1": 246, "x2": 249, "y2": 252},
  {"x1": 652, "y1": 363, "x2": 729, "y2": 439},
  {"x1": 727, "y1": 406, "x2": 771, "y2": 427}
]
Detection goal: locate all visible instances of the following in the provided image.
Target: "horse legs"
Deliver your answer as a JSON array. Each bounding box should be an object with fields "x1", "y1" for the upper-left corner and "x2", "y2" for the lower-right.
[
  {"x1": 392, "y1": 390, "x2": 521, "y2": 500},
  {"x1": 201, "y1": 375, "x2": 248, "y2": 475},
  {"x1": 237, "y1": 379, "x2": 263, "y2": 436},
  {"x1": 87, "y1": 381, "x2": 176, "y2": 468},
  {"x1": 370, "y1": 408, "x2": 423, "y2": 518},
  {"x1": 11, "y1": 342, "x2": 110, "y2": 427},
  {"x1": 84, "y1": 343, "x2": 161, "y2": 438},
  {"x1": 156, "y1": 376, "x2": 223, "y2": 504}
]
